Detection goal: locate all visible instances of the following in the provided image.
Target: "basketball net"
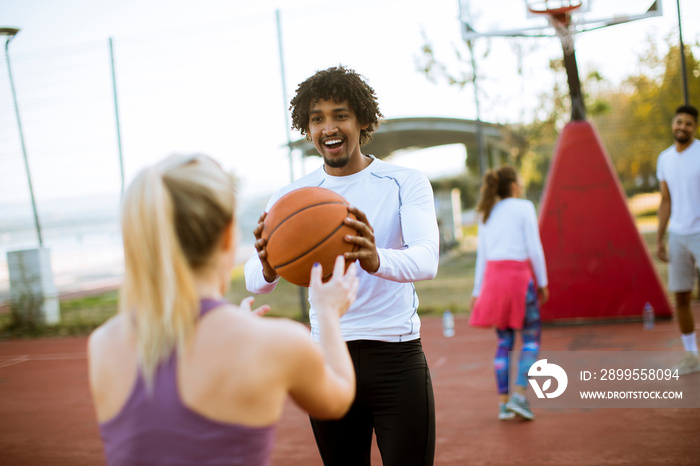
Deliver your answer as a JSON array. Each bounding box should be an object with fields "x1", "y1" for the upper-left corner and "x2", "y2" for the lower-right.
[{"x1": 527, "y1": 0, "x2": 580, "y2": 55}]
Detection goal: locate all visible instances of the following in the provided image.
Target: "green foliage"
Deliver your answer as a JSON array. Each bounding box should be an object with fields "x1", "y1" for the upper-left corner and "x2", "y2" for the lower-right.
[
  {"x1": 592, "y1": 37, "x2": 700, "y2": 194},
  {"x1": 0, "y1": 228, "x2": 678, "y2": 340},
  {"x1": 0, "y1": 250, "x2": 479, "y2": 339},
  {"x1": 8, "y1": 290, "x2": 46, "y2": 334},
  {"x1": 417, "y1": 29, "x2": 700, "y2": 199},
  {"x1": 6, "y1": 258, "x2": 48, "y2": 332},
  {"x1": 1, "y1": 291, "x2": 119, "y2": 339},
  {"x1": 226, "y1": 272, "x2": 310, "y2": 319}
]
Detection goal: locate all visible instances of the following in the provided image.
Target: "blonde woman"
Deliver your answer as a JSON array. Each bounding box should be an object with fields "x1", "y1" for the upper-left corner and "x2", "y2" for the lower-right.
[
  {"x1": 469, "y1": 165, "x2": 549, "y2": 421},
  {"x1": 87, "y1": 154, "x2": 357, "y2": 465}
]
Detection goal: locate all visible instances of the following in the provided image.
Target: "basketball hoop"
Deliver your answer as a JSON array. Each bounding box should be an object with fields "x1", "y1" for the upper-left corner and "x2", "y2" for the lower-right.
[{"x1": 527, "y1": 0, "x2": 582, "y2": 54}]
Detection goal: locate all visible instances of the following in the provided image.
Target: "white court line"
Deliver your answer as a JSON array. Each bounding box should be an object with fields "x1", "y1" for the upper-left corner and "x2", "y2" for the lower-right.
[
  {"x1": 433, "y1": 356, "x2": 448, "y2": 369},
  {"x1": 0, "y1": 355, "x2": 29, "y2": 369},
  {"x1": 0, "y1": 352, "x2": 86, "y2": 369}
]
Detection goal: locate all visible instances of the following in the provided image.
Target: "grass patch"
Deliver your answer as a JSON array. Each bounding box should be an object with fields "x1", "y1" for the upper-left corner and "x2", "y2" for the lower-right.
[
  {"x1": 226, "y1": 271, "x2": 310, "y2": 320},
  {"x1": 0, "y1": 247, "x2": 478, "y2": 340},
  {"x1": 0, "y1": 291, "x2": 120, "y2": 339},
  {"x1": 462, "y1": 224, "x2": 478, "y2": 237},
  {"x1": 226, "y1": 249, "x2": 478, "y2": 320},
  {"x1": 1, "y1": 231, "x2": 679, "y2": 339},
  {"x1": 413, "y1": 249, "x2": 475, "y2": 316},
  {"x1": 628, "y1": 192, "x2": 660, "y2": 218}
]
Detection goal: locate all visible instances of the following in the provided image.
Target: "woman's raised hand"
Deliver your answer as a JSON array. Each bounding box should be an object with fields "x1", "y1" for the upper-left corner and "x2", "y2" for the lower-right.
[{"x1": 309, "y1": 256, "x2": 359, "y2": 318}]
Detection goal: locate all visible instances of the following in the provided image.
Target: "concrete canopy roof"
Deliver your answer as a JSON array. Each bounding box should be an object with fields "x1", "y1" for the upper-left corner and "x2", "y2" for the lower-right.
[{"x1": 289, "y1": 117, "x2": 508, "y2": 161}]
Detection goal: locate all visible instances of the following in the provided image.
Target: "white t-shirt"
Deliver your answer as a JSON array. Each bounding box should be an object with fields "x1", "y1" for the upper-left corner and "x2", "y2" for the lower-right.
[
  {"x1": 472, "y1": 197, "x2": 548, "y2": 297},
  {"x1": 244, "y1": 156, "x2": 439, "y2": 342},
  {"x1": 656, "y1": 139, "x2": 700, "y2": 236}
]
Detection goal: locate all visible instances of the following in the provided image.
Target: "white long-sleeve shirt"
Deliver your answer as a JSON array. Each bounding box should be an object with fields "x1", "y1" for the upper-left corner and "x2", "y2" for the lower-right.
[
  {"x1": 244, "y1": 155, "x2": 439, "y2": 342},
  {"x1": 471, "y1": 198, "x2": 548, "y2": 297}
]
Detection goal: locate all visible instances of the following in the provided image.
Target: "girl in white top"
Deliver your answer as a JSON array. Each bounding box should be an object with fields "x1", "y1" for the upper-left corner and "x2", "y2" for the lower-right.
[
  {"x1": 472, "y1": 196, "x2": 548, "y2": 299},
  {"x1": 469, "y1": 165, "x2": 549, "y2": 421}
]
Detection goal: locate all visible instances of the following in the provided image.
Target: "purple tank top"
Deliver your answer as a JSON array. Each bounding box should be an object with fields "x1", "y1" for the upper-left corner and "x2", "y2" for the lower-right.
[{"x1": 99, "y1": 299, "x2": 276, "y2": 466}]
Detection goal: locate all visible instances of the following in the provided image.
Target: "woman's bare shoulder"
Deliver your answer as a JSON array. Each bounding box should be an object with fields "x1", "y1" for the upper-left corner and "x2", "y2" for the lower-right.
[
  {"x1": 193, "y1": 305, "x2": 317, "y2": 387},
  {"x1": 88, "y1": 314, "x2": 127, "y2": 356}
]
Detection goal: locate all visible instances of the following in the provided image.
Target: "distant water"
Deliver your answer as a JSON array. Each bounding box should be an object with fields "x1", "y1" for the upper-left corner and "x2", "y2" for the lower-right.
[{"x1": 0, "y1": 193, "x2": 269, "y2": 302}]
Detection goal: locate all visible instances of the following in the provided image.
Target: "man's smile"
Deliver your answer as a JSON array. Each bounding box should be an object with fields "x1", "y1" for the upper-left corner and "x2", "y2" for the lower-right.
[{"x1": 323, "y1": 138, "x2": 345, "y2": 153}]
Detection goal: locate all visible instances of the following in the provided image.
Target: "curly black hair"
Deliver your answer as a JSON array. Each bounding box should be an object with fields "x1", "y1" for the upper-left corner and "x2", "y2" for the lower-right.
[
  {"x1": 676, "y1": 104, "x2": 698, "y2": 122},
  {"x1": 290, "y1": 65, "x2": 384, "y2": 145}
]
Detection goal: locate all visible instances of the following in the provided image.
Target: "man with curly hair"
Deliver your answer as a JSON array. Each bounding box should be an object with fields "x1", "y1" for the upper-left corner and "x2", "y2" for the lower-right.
[{"x1": 245, "y1": 65, "x2": 439, "y2": 465}]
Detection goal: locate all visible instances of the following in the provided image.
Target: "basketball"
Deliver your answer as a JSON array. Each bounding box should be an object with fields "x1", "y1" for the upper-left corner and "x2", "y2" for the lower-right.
[{"x1": 262, "y1": 187, "x2": 359, "y2": 287}]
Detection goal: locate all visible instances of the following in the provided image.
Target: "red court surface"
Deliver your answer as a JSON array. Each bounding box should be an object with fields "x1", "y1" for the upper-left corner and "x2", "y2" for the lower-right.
[{"x1": 1, "y1": 304, "x2": 699, "y2": 465}]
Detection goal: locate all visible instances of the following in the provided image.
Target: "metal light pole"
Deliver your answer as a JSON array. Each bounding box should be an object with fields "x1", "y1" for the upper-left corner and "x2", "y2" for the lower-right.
[
  {"x1": 276, "y1": 10, "x2": 295, "y2": 184},
  {"x1": 275, "y1": 10, "x2": 308, "y2": 322},
  {"x1": 676, "y1": 0, "x2": 689, "y2": 104},
  {"x1": 1, "y1": 27, "x2": 44, "y2": 246},
  {"x1": 459, "y1": 0, "x2": 488, "y2": 176},
  {"x1": 2, "y1": 27, "x2": 59, "y2": 325},
  {"x1": 108, "y1": 37, "x2": 125, "y2": 197}
]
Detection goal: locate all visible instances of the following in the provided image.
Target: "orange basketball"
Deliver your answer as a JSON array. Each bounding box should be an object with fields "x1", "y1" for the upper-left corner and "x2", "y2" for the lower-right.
[{"x1": 262, "y1": 187, "x2": 359, "y2": 287}]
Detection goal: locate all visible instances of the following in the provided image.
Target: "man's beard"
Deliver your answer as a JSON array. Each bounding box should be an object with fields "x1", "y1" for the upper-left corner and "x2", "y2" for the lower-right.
[
  {"x1": 323, "y1": 153, "x2": 351, "y2": 168},
  {"x1": 674, "y1": 131, "x2": 692, "y2": 144}
]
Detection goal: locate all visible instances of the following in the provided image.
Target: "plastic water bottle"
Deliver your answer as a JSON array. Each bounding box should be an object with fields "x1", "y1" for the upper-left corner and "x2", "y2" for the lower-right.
[
  {"x1": 643, "y1": 302, "x2": 655, "y2": 330},
  {"x1": 442, "y1": 310, "x2": 455, "y2": 337}
]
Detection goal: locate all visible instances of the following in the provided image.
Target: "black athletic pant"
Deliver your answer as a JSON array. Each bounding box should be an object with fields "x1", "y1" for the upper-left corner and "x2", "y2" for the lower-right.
[{"x1": 310, "y1": 339, "x2": 435, "y2": 466}]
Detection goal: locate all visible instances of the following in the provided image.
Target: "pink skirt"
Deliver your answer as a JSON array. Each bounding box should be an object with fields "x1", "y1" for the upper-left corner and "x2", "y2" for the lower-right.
[{"x1": 469, "y1": 260, "x2": 533, "y2": 330}]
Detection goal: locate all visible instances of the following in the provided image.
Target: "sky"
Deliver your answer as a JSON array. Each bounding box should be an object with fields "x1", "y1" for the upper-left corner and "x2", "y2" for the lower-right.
[{"x1": 1, "y1": 0, "x2": 698, "y2": 211}]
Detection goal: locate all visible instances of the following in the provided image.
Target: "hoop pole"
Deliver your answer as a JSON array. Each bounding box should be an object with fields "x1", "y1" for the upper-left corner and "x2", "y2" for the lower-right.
[
  {"x1": 466, "y1": 38, "x2": 487, "y2": 176},
  {"x1": 563, "y1": 49, "x2": 586, "y2": 121},
  {"x1": 276, "y1": 9, "x2": 308, "y2": 322},
  {"x1": 532, "y1": 7, "x2": 586, "y2": 121}
]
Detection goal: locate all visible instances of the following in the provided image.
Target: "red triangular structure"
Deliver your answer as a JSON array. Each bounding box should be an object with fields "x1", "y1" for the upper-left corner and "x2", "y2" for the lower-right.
[{"x1": 538, "y1": 120, "x2": 672, "y2": 322}]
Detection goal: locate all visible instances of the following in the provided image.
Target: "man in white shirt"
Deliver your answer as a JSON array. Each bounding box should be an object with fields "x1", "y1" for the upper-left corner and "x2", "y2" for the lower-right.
[
  {"x1": 245, "y1": 65, "x2": 439, "y2": 465},
  {"x1": 656, "y1": 104, "x2": 700, "y2": 375}
]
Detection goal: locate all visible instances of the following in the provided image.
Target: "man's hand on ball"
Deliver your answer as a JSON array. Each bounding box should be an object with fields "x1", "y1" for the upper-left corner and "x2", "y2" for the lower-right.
[
  {"x1": 253, "y1": 212, "x2": 279, "y2": 283},
  {"x1": 343, "y1": 206, "x2": 380, "y2": 274}
]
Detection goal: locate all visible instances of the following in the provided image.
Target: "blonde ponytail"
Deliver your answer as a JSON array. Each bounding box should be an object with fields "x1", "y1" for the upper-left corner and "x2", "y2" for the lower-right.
[{"x1": 119, "y1": 155, "x2": 235, "y2": 389}]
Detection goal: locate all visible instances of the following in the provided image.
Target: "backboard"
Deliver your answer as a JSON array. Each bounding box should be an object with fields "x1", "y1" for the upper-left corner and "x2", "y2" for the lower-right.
[{"x1": 459, "y1": 0, "x2": 663, "y2": 41}]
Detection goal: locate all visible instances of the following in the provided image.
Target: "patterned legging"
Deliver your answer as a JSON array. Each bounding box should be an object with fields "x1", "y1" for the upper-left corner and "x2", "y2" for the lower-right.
[{"x1": 494, "y1": 281, "x2": 542, "y2": 394}]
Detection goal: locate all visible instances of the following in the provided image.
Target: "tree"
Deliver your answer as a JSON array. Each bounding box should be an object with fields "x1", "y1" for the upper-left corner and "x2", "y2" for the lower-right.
[
  {"x1": 418, "y1": 32, "x2": 700, "y2": 198},
  {"x1": 591, "y1": 36, "x2": 700, "y2": 194},
  {"x1": 417, "y1": 33, "x2": 612, "y2": 200}
]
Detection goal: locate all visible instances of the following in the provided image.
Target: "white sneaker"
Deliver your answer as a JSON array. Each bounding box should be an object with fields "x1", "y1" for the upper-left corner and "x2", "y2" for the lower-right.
[
  {"x1": 506, "y1": 393, "x2": 535, "y2": 420},
  {"x1": 671, "y1": 354, "x2": 700, "y2": 375},
  {"x1": 498, "y1": 402, "x2": 515, "y2": 421}
]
